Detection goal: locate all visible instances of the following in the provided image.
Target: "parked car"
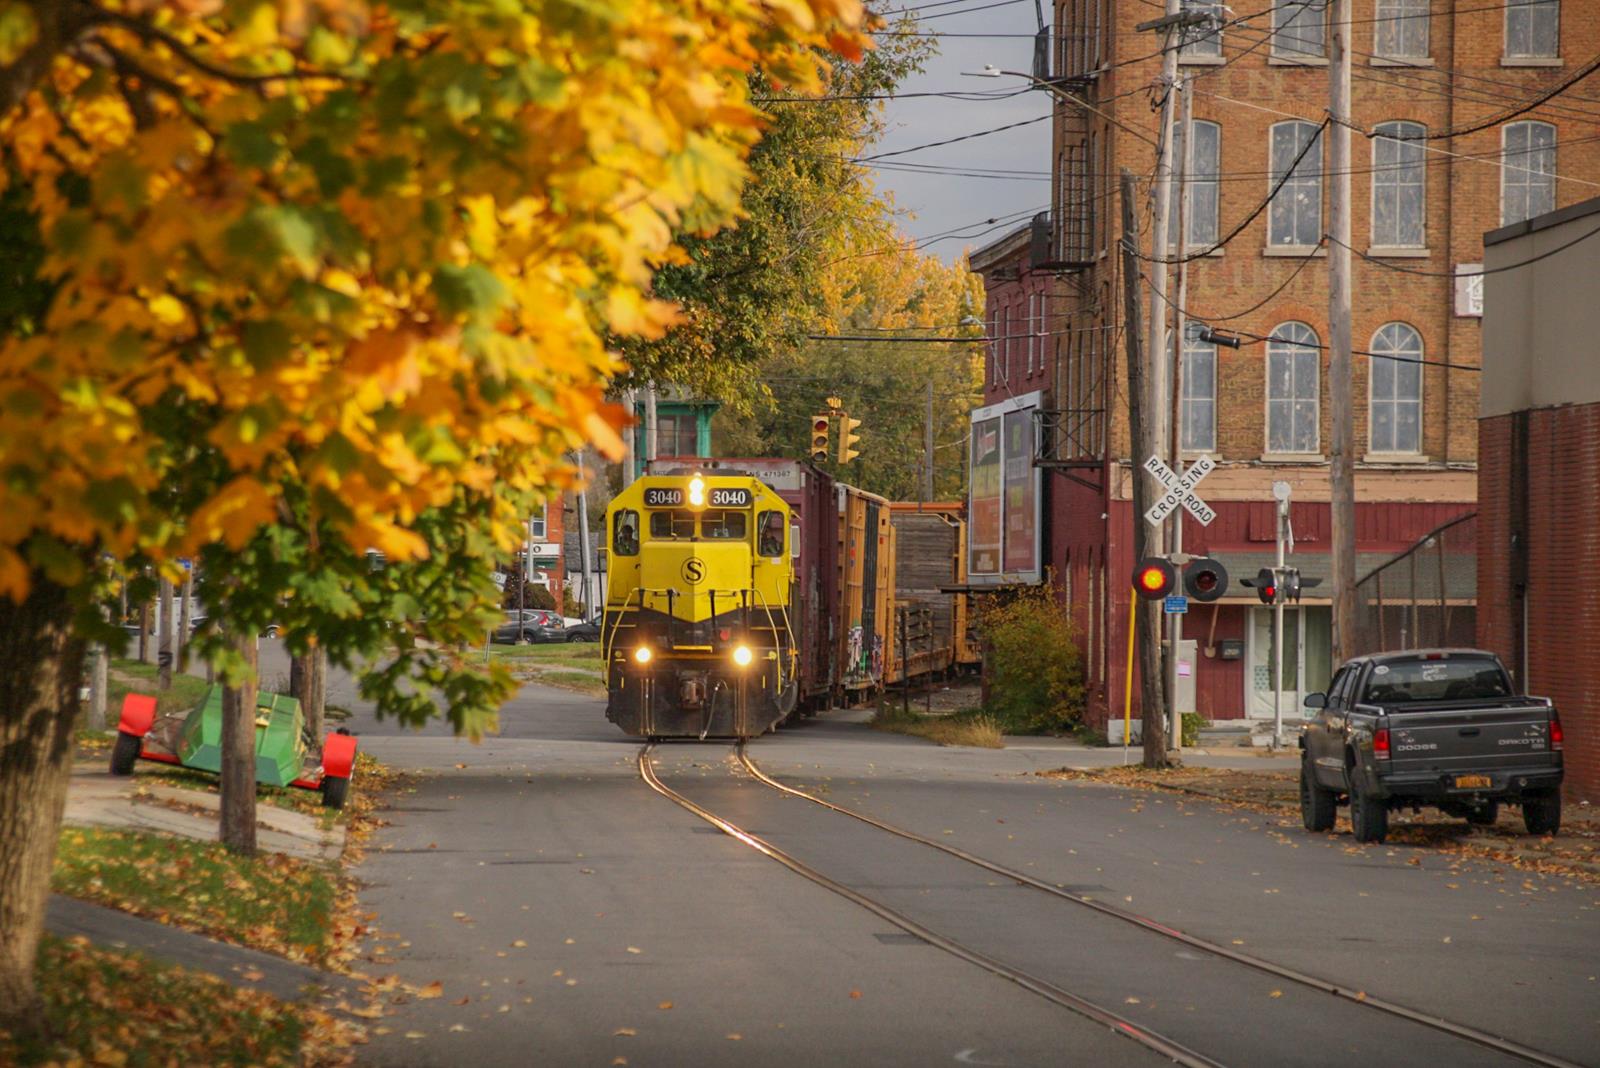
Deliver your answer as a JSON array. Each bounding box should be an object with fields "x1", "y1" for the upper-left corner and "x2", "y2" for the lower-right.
[
  {"x1": 1299, "y1": 649, "x2": 1563, "y2": 844},
  {"x1": 492, "y1": 609, "x2": 566, "y2": 644},
  {"x1": 565, "y1": 617, "x2": 601, "y2": 643}
]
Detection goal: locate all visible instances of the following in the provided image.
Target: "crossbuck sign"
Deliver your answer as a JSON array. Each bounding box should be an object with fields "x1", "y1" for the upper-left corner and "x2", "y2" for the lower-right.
[{"x1": 1144, "y1": 454, "x2": 1217, "y2": 527}]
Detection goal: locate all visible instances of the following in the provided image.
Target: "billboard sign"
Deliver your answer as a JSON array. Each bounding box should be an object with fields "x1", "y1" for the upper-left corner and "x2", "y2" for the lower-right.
[{"x1": 968, "y1": 391, "x2": 1043, "y2": 585}]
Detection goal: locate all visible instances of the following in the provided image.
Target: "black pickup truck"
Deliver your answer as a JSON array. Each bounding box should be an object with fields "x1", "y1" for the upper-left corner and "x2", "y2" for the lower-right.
[{"x1": 1299, "y1": 649, "x2": 1563, "y2": 844}]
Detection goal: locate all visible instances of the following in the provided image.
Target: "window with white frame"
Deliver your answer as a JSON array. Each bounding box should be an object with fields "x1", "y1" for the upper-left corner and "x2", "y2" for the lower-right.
[
  {"x1": 1180, "y1": 0, "x2": 1223, "y2": 57},
  {"x1": 529, "y1": 503, "x2": 549, "y2": 541},
  {"x1": 1372, "y1": 121, "x2": 1426, "y2": 247},
  {"x1": 1180, "y1": 335, "x2": 1217, "y2": 452},
  {"x1": 1368, "y1": 323, "x2": 1423, "y2": 454},
  {"x1": 1271, "y1": 0, "x2": 1326, "y2": 59},
  {"x1": 1028, "y1": 292, "x2": 1040, "y2": 373},
  {"x1": 1374, "y1": 0, "x2": 1429, "y2": 58},
  {"x1": 1501, "y1": 121, "x2": 1556, "y2": 224},
  {"x1": 1266, "y1": 322, "x2": 1320, "y2": 454},
  {"x1": 987, "y1": 306, "x2": 999, "y2": 385},
  {"x1": 1268, "y1": 121, "x2": 1323, "y2": 247},
  {"x1": 1505, "y1": 0, "x2": 1558, "y2": 58},
  {"x1": 1169, "y1": 120, "x2": 1221, "y2": 247}
]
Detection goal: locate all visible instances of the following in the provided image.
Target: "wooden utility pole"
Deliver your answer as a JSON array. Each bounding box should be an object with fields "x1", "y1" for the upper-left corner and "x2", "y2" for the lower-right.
[
  {"x1": 1328, "y1": 0, "x2": 1357, "y2": 661},
  {"x1": 923, "y1": 380, "x2": 936, "y2": 503},
  {"x1": 219, "y1": 630, "x2": 259, "y2": 855},
  {"x1": 1121, "y1": 171, "x2": 1169, "y2": 767},
  {"x1": 1165, "y1": 77, "x2": 1193, "y2": 754}
]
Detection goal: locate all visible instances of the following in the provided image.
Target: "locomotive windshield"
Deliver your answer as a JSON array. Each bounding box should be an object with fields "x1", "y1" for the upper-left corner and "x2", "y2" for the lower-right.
[
  {"x1": 649, "y1": 511, "x2": 696, "y2": 539},
  {"x1": 701, "y1": 511, "x2": 747, "y2": 539}
]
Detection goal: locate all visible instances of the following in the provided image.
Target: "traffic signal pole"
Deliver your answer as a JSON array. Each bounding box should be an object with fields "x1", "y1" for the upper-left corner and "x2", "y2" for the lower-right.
[{"x1": 1274, "y1": 492, "x2": 1288, "y2": 749}]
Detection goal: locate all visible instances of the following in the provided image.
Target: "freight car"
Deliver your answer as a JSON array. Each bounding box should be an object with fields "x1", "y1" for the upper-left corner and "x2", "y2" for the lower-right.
[{"x1": 603, "y1": 470, "x2": 798, "y2": 738}]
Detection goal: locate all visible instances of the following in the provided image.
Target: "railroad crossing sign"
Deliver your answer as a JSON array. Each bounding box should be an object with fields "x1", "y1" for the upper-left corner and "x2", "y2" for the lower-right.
[{"x1": 1144, "y1": 454, "x2": 1217, "y2": 527}]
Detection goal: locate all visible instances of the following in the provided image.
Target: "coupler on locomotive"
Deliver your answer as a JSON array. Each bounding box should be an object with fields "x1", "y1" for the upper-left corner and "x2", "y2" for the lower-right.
[{"x1": 109, "y1": 688, "x2": 357, "y2": 808}]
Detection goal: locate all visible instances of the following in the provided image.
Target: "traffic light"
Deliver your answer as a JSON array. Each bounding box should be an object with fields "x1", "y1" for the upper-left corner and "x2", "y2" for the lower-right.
[
  {"x1": 1183, "y1": 557, "x2": 1229, "y2": 602},
  {"x1": 837, "y1": 413, "x2": 862, "y2": 464},
  {"x1": 1132, "y1": 557, "x2": 1177, "y2": 600},
  {"x1": 1241, "y1": 567, "x2": 1279, "y2": 605},
  {"x1": 810, "y1": 413, "x2": 832, "y2": 463},
  {"x1": 1279, "y1": 568, "x2": 1322, "y2": 603}
]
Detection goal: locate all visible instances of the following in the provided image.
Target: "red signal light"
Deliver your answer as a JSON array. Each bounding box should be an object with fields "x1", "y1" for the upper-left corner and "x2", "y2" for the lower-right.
[{"x1": 1131, "y1": 557, "x2": 1176, "y2": 600}]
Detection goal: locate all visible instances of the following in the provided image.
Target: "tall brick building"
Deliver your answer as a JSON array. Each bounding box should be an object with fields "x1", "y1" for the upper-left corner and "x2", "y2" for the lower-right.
[
  {"x1": 1478, "y1": 196, "x2": 1600, "y2": 802},
  {"x1": 969, "y1": 0, "x2": 1600, "y2": 729}
]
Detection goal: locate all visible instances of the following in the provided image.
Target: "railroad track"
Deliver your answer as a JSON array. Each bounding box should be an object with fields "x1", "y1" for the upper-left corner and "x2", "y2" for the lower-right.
[
  {"x1": 638, "y1": 742, "x2": 1225, "y2": 1068},
  {"x1": 730, "y1": 743, "x2": 1583, "y2": 1068}
]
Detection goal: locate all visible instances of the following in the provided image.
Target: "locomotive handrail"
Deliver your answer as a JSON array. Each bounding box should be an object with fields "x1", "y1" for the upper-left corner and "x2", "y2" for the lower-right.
[
  {"x1": 601, "y1": 586, "x2": 641, "y2": 665},
  {"x1": 751, "y1": 588, "x2": 795, "y2": 688}
]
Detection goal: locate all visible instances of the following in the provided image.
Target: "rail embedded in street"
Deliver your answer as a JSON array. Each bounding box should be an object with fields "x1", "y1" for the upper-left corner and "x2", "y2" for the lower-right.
[{"x1": 733, "y1": 744, "x2": 1584, "y2": 1068}]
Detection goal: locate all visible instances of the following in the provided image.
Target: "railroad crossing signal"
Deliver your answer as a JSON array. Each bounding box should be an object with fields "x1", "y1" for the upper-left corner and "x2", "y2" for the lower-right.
[
  {"x1": 1183, "y1": 557, "x2": 1229, "y2": 602},
  {"x1": 1240, "y1": 565, "x2": 1322, "y2": 605},
  {"x1": 1242, "y1": 567, "x2": 1279, "y2": 605},
  {"x1": 837, "y1": 413, "x2": 862, "y2": 464},
  {"x1": 1144, "y1": 454, "x2": 1217, "y2": 527},
  {"x1": 1132, "y1": 557, "x2": 1177, "y2": 600},
  {"x1": 810, "y1": 413, "x2": 832, "y2": 463}
]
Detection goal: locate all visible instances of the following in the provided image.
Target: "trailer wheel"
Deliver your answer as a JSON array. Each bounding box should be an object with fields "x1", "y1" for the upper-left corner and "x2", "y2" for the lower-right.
[
  {"x1": 1299, "y1": 757, "x2": 1336, "y2": 832},
  {"x1": 1349, "y1": 778, "x2": 1389, "y2": 844},
  {"x1": 110, "y1": 731, "x2": 141, "y2": 776},
  {"x1": 1523, "y1": 791, "x2": 1561, "y2": 836},
  {"x1": 321, "y1": 774, "x2": 350, "y2": 810}
]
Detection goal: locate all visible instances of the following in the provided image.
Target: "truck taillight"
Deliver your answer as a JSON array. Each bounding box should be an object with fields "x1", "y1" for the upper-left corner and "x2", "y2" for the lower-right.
[
  {"x1": 1550, "y1": 713, "x2": 1564, "y2": 752},
  {"x1": 1373, "y1": 728, "x2": 1391, "y2": 759}
]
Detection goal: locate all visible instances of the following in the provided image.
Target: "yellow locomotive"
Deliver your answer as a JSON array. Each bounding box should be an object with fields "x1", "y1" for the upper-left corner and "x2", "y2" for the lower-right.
[{"x1": 602, "y1": 472, "x2": 798, "y2": 738}]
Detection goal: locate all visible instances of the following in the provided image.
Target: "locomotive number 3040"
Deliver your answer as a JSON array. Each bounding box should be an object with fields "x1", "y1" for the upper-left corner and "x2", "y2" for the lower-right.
[{"x1": 708, "y1": 488, "x2": 751, "y2": 508}]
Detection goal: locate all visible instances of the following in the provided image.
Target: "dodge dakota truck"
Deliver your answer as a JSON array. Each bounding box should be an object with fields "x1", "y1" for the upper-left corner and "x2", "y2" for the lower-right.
[{"x1": 1299, "y1": 649, "x2": 1563, "y2": 844}]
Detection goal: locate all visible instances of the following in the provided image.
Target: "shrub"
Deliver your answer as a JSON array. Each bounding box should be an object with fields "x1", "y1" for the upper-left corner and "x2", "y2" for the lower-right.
[{"x1": 976, "y1": 585, "x2": 1086, "y2": 734}]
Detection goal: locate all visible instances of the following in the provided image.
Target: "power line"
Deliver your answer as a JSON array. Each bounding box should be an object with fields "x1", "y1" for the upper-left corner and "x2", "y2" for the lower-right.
[
  {"x1": 854, "y1": 113, "x2": 1053, "y2": 162},
  {"x1": 1325, "y1": 225, "x2": 1600, "y2": 277}
]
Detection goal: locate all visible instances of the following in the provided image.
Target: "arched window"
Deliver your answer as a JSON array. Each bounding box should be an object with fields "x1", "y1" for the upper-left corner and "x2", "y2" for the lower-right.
[
  {"x1": 1268, "y1": 122, "x2": 1323, "y2": 248},
  {"x1": 1266, "y1": 322, "x2": 1320, "y2": 454},
  {"x1": 1368, "y1": 323, "x2": 1423, "y2": 454},
  {"x1": 1372, "y1": 121, "x2": 1425, "y2": 248},
  {"x1": 1501, "y1": 121, "x2": 1556, "y2": 225}
]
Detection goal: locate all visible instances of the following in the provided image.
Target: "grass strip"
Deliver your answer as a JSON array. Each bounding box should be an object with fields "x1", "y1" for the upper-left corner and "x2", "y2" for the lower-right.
[
  {"x1": 872, "y1": 709, "x2": 1004, "y2": 748},
  {"x1": 53, "y1": 827, "x2": 339, "y2": 966},
  {"x1": 1, "y1": 936, "x2": 356, "y2": 1068}
]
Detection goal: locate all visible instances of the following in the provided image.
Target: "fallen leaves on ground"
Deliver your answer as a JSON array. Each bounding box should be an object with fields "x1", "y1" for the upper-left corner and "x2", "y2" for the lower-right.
[
  {"x1": 416, "y1": 981, "x2": 444, "y2": 999},
  {"x1": 0, "y1": 936, "x2": 361, "y2": 1068},
  {"x1": 1038, "y1": 766, "x2": 1600, "y2": 883}
]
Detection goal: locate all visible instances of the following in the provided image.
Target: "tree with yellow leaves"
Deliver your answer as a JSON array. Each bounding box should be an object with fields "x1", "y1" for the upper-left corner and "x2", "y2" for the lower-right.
[{"x1": 0, "y1": 0, "x2": 863, "y2": 1034}]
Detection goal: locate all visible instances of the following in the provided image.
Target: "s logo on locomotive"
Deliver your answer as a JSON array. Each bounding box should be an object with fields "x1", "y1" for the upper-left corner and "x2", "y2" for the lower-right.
[{"x1": 682, "y1": 557, "x2": 706, "y2": 583}]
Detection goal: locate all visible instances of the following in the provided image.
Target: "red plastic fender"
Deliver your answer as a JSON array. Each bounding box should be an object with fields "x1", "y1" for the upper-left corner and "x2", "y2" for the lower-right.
[
  {"x1": 117, "y1": 693, "x2": 158, "y2": 738},
  {"x1": 321, "y1": 732, "x2": 358, "y2": 780}
]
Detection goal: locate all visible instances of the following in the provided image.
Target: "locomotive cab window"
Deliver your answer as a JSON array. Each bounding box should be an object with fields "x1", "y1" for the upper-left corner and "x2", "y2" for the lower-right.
[
  {"x1": 612, "y1": 510, "x2": 639, "y2": 556},
  {"x1": 649, "y1": 510, "x2": 696, "y2": 539},
  {"x1": 758, "y1": 511, "x2": 785, "y2": 558},
  {"x1": 701, "y1": 511, "x2": 747, "y2": 540}
]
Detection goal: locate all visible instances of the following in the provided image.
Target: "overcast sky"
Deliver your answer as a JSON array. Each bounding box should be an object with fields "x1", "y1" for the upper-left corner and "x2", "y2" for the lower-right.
[{"x1": 866, "y1": 1, "x2": 1052, "y2": 264}]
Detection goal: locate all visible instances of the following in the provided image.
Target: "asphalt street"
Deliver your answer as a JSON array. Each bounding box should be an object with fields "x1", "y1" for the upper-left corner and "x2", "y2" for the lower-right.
[{"x1": 324, "y1": 654, "x2": 1599, "y2": 1067}]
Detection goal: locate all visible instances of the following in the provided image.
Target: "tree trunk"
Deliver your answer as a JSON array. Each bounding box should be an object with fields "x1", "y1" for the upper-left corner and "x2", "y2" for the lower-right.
[
  {"x1": 219, "y1": 632, "x2": 259, "y2": 855},
  {"x1": 0, "y1": 573, "x2": 86, "y2": 1036},
  {"x1": 157, "y1": 576, "x2": 174, "y2": 689},
  {"x1": 307, "y1": 646, "x2": 326, "y2": 742},
  {"x1": 178, "y1": 569, "x2": 193, "y2": 671},
  {"x1": 138, "y1": 594, "x2": 151, "y2": 664}
]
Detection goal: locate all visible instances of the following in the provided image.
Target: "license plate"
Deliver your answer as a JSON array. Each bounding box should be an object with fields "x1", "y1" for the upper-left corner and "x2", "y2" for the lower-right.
[{"x1": 1454, "y1": 774, "x2": 1492, "y2": 790}]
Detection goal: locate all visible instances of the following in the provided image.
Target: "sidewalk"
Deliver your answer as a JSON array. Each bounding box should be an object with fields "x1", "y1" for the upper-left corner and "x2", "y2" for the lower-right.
[{"x1": 65, "y1": 763, "x2": 346, "y2": 863}]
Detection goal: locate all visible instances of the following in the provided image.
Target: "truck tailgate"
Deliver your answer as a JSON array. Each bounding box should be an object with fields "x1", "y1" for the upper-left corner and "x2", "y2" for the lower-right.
[{"x1": 1384, "y1": 704, "x2": 1559, "y2": 778}]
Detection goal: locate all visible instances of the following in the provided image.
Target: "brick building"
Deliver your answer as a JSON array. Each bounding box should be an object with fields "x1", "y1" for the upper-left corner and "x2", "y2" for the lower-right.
[
  {"x1": 969, "y1": 0, "x2": 1600, "y2": 729},
  {"x1": 1478, "y1": 195, "x2": 1600, "y2": 802}
]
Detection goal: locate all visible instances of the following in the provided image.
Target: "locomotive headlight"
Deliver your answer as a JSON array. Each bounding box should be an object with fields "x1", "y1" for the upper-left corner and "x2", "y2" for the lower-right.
[
  {"x1": 633, "y1": 646, "x2": 653, "y2": 665},
  {"x1": 687, "y1": 476, "x2": 706, "y2": 508},
  {"x1": 732, "y1": 644, "x2": 753, "y2": 668}
]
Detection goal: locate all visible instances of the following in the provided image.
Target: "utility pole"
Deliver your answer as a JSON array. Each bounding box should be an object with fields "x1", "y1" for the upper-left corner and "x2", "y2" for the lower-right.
[
  {"x1": 178, "y1": 565, "x2": 193, "y2": 671},
  {"x1": 643, "y1": 382, "x2": 659, "y2": 470},
  {"x1": 1328, "y1": 0, "x2": 1357, "y2": 662},
  {"x1": 923, "y1": 380, "x2": 935, "y2": 503},
  {"x1": 576, "y1": 450, "x2": 594, "y2": 618},
  {"x1": 1165, "y1": 76, "x2": 1193, "y2": 754},
  {"x1": 1121, "y1": 171, "x2": 1169, "y2": 768},
  {"x1": 1273, "y1": 484, "x2": 1291, "y2": 748}
]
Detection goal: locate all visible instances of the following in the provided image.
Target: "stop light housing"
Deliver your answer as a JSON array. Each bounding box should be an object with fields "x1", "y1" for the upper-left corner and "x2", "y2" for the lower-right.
[
  {"x1": 1280, "y1": 568, "x2": 1301, "y2": 604},
  {"x1": 837, "y1": 414, "x2": 862, "y2": 463},
  {"x1": 1183, "y1": 557, "x2": 1229, "y2": 602},
  {"x1": 1132, "y1": 557, "x2": 1177, "y2": 600},
  {"x1": 1241, "y1": 566, "x2": 1279, "y2": 605},
  {"x1": 810, "y1": 414, "x2": 831, "y2": 463}
]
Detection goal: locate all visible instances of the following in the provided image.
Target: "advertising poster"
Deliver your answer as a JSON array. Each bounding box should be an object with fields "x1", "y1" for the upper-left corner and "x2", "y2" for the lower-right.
[
  {"x1": 969, "y1": 416, "x2": 1002, "y2": 575},
  {"x1": 1002, "y1": 408, "x2": 1037, "y2": 573}
]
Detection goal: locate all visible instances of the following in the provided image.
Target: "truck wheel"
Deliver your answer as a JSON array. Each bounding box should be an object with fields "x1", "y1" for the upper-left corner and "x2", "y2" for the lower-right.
[
  {"x1": 1300, "y1": 757, "x2": 1336, "y2": 832},
  {"x1": 1523, "y1": 791, "x2": 1561, "y2": 836},
  {"x1": 321, "y1": 775, "x2": 350, "y2": 810},
  {"x1": 1465, "y1": 802, "x2": 1499, "y2": 827},
  {"x1": 109, "y1": 731, "x2": 141, "y2": 776},
  {"x1": 1349, "y1": 778, "x2": 1389, "y2": 844}
]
